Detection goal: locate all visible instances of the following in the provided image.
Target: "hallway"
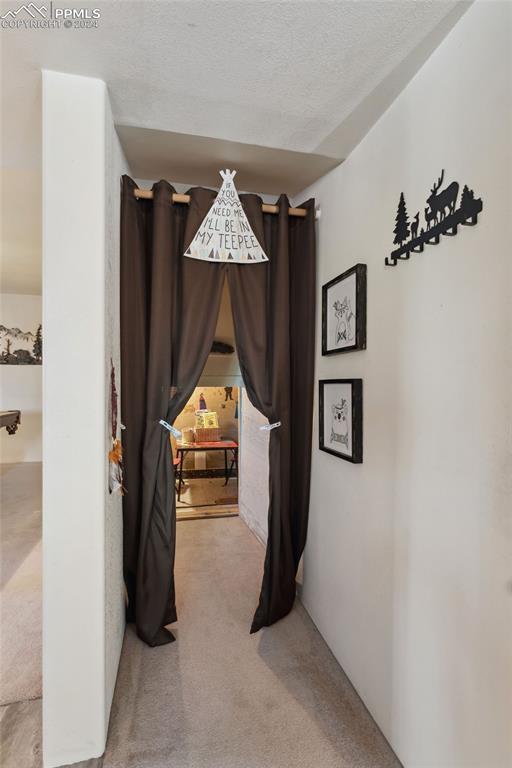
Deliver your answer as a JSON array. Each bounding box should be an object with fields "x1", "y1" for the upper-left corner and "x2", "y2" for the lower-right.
[
  {"x1": 97, "y1": 517, "x2": 400, "y2": 768},
  {"x1": 0, "y1": 463, "x2": 42, "y2": 706},
  {"x1": 0, "y1": 463, "x2": 42, "y2": 768}
]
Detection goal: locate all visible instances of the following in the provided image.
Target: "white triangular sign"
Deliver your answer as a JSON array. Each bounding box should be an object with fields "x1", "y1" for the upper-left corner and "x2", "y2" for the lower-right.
[{"x1": 184, "y1": 169, "x2": 268, "y2": 264}]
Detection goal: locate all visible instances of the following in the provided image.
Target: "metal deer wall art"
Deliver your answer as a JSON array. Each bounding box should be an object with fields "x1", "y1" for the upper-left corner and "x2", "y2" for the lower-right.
[{"x1": 386, "y1": 170, "x2": 483, "y2": 267}]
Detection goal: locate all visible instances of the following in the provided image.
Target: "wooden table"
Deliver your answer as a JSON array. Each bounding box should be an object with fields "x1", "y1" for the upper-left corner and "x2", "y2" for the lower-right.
[
  {"x1": 0, "y1": 410, "x2": 21, "y2": 435},
  {"x1": 175, "y1": 440, "x2": 238, "y2": 502}
]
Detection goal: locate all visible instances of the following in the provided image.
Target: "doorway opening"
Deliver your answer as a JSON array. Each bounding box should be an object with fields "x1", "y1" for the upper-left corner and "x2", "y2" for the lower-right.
[
  {"x1": 173, "y1": 385, "x2": 240, "y2": 520},
  {"x1": 171, "y1": 275, "x2": 242, "y2": 521}
]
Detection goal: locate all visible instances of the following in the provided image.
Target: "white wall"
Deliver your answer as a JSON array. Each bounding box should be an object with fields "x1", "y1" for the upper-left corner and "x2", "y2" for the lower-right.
[
  {"x1": 238, "y1": 389, "x2": 269, "y2": 544},
  {"x1": 299, "y1": 3, "x2": 512, "y2": 767},
  {"x1": 0, "y1": 293, "x2": 42, "y2": 462},
  {"x1": 104, "y1": 81, "x2": 126, "y2": 732},
  {"x1": 42, "y1": 71, "x2": 127, "y2": 768},
  {"x1": 199, "y1": 278, "x2": 242, "y2": 386}
]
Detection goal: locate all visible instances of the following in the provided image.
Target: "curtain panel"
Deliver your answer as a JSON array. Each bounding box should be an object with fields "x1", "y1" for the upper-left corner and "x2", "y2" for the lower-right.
[{"x1": 120, "y1": 175, "x2": 315, "y2": 646}]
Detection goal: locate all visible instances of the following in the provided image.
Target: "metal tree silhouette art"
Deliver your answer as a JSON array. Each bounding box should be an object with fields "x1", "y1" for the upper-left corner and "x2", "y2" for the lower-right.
[
  {"x1": 393, "y1": 192, "x2": 410, "y2": 246},
  {"x1": 386, "y1": 170, "x2": 483, "y2": 267}
]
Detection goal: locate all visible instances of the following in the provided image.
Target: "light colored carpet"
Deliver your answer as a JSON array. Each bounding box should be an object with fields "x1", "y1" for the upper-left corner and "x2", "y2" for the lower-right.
[
  {"x1": 0, "y1": 698, "x2": 42, "y2": 768},
  {"x1": 98, "y1": 517, "x2": 400, "y2": 768},
  {"x1": 0, "y1": 463, "x2": 42, "y2": 706},
  {"x1": 177, "y1": 476, "x2": 238, "y2": 509}
]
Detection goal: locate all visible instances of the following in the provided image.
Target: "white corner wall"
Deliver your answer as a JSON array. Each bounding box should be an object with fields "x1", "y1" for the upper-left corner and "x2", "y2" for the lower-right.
[
  {"x1": 103, "y1": 75, "x2": 127, "y2": 732},
  {"x1": 299, "y1": 3, "x2": 512, "y2": 767},
  {"x1": 42, "y1": 71, "x2": 127, "y2": 767},
  {"x1": 238, "y1": 389, "x2": 269, "y2": 544}
]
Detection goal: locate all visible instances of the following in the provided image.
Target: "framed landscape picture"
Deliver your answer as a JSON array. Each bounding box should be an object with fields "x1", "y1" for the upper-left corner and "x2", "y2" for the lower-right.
[
  {"x1": 322, "y1": 263, "x2": 366, "y2": 355},
  {"x1": 319, "y1": 379, "x2": 363, "y2": 463}
]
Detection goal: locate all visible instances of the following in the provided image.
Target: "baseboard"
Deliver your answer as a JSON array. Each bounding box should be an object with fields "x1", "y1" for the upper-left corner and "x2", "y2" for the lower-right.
[{"x1": 181, "y1": 468, "x2": 238, "y2": 480}]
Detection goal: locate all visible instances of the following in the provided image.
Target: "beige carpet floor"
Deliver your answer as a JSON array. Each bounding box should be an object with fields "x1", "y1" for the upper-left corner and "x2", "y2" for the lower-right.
[
  {"x1": 0, "y1": 512, "x2": 401, "y2": 768},
  {"x1": 96, "y1": 517, "x2": 400, "y2": 768},
  {"x1": 0, "y1": 698, "x2": 42, "y2": 768},
  {"x1": 176, "y1": 476, "x2": 238, "y2": 509},
  {"x1": 0, "y1": 463, "x2": 42, "y2": 706}
]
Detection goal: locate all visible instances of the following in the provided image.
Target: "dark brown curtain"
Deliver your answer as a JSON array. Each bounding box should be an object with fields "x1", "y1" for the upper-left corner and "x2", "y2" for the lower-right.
[{"x1": 120, "y1": 175, "x2": 315, "y2": 646}]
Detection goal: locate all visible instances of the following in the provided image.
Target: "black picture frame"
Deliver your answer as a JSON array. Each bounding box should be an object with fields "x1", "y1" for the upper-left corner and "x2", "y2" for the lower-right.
[
  {"x1": 319, "y1": 379, "x2": 363, "y2": 463},
  {"x1": 322, "y1": 263, "x2": 367, "y2": 355}
]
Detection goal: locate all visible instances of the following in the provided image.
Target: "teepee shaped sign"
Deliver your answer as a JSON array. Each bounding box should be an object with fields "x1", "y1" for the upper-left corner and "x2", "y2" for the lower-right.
[{"x1": 184, "y1": 169, "x2": 268, "y2": 264}]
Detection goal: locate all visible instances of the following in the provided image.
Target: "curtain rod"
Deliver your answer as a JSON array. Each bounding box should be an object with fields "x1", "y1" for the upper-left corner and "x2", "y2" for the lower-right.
[{"x1": 133, "y1": 188, "x2": 313, "y2": 218}]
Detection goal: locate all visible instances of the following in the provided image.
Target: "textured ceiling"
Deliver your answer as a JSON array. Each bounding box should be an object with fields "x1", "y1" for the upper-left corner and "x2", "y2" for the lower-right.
[
  {"x1": 1, "y1": 0, "x2": 469, "y2": 292},
  {"x1": 2, "y1": 0, "x2": 467, "y2": 167}
]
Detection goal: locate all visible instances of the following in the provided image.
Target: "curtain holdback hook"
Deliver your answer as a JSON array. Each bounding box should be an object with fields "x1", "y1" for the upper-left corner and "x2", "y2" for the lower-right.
[
  {"x1": 159, "y1": 419, "x2": 182, "y2": 439},
  {"x1": 259, "y1": 421, "x2": 281, "y2": 432}
]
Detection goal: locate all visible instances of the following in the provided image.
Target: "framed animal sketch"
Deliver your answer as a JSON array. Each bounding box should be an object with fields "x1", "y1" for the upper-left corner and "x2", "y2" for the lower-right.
[
  {"x1": 322, "y1": 264, "x2": 366, "y2": 354},
  {"x1": 319, "y1": 379, "x2": 363, "y2": 463}
]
